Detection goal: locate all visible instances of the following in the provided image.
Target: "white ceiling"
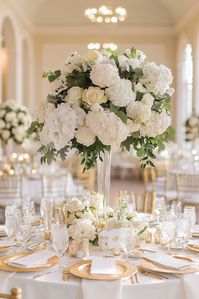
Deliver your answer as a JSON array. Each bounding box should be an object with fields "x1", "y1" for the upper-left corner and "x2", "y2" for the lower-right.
[{"x1": 9, "y1": 0, "x2": 198, "y2": 28}]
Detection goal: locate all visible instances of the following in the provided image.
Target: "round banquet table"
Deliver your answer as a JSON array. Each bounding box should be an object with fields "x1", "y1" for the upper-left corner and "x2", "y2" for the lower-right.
[{"x1": 0, "y1": 243, "x2": 199, "y2": 299}]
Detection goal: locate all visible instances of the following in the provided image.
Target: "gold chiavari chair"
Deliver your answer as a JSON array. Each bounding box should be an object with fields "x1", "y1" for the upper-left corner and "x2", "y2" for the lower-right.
[
  {"x1": 144, "y1": 192, "x2": 157, "y2": 214},
  {"x1": 176, "y1": 173, "x2": 199, "y2": 204},
  {"x1": 76, "y1": 164, "x2": 96, "y2": 192},
  {"x1": 0, "y1": 175, "x2": 22, "y2": 223},
  {"x1": 143, "y1": 167, "x2": 156, "y2": 193},
  {"x1": 0, "y1": 287, "x2": 22, "y2": 299}
]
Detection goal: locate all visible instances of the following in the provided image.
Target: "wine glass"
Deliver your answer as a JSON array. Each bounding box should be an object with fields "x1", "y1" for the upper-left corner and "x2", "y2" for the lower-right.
[
  {"x1": 175, "y1": 215, "x2": 191, "y2": 249},
  {"x1": 51, "y1": 224, "x2": 69, "y2": 269},
  {"x1": 184, "y1": 206, "x2": 196, "y2": 227},
  {"x1": 171, "y1": 200, "x2": 182, "y2": 219},
  {"x1": 5, "y1": 203, "x2": 17, "y2": 216},
  {"x1": 154, "y1": 197, "x2": 165, "y2": 223},
  {"x1": 5, "y1": 213, "x2": 21, "y2": 252},
  {"x1": 161, "y1": 217, "x2": 176, "y2": 252}
]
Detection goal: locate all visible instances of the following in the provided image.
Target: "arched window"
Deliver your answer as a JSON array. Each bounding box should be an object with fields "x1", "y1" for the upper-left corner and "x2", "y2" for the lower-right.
[{"x1": 183, "y1": 43, "x2": 193, "y2": 118}]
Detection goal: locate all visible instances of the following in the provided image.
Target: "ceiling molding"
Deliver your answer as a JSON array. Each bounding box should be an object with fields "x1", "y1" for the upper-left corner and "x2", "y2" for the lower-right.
[
  {"x1": 175, "y1": 1, "x2": 199, "y2": 32},
  {"x1": 35, "y1": 25, "x2": 174, "y2": 36}
]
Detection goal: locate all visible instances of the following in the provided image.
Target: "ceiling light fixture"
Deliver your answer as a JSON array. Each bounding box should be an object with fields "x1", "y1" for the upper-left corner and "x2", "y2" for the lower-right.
[
  {"x1": 84, "y1": 5, "x2": 127, "y2": 24},
  {"x1": 87, "y1": 43, "x2": 118, "y2": 51}
]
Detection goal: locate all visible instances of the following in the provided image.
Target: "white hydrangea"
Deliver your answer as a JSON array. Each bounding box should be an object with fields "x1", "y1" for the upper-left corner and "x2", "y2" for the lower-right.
[
  {"x1": 86, "y1": 108, "x2": 129, "y2": 147},
  {"x1": 5, "y1": 112, "x2": 16, "y2": 122},
  {"x1": 76, "y1": 125, "x2": 96, "y2": 146},
  {"x1": 127, "y1": 119, "x2": 141, "y2": 133},
  {"x1": 140, "y1": 110, "x2": 171, "y2": 137},
  {"x1": 67, "y1": 86, "x2": 83, "y2": 107},
  {"x1": 65, "y1": 52, "x2": 84, "y2": 66},
  {"x1": 44, "y1": 103, "x2": 77, "y2": 150},
  {"x1": 141, "y1": 62, "x2": 173, "y2": 95},
  {"x1": 12, "y1": 126, "x2": 26, "y2": 142},
  {"x1": 106, "y1": 79, "x2": 135, "y2": 107},
  {"x1": 90, "y1": 64, "x2": 120, "y2": 88},
  {"x1": 134, "y1": 82, "x2": 147, "y2": 93},
  {"x1": 127, "y1": 100, "x2": 152, "y2": 123},
  {"x1": 83, "y1": 87, "x2": 107, "y2": 106},
  {"x1": 64, "y1": 198, "x2": 86, "y2": 213},
  {"x1": 0, "y1": 120, "x2": 5, "y2": 129},
  {"x1": 75, "y1": 107, "x2": 86, "y2": 127}
]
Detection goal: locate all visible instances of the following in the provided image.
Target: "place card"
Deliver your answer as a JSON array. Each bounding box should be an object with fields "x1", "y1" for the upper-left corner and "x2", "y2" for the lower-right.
[{"x1": 90, "y1": 258, "x2": 116, "y2": 275}]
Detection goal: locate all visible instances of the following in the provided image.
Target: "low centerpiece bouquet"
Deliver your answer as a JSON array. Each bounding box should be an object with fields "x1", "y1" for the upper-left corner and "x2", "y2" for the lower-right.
[
  {"x1": 0, "y1": 100, "x2": 32, "y2": 146},
  {"x1": 185, "y1": 113, "x2": 199, "y2": 142},
  {"x1": 27, "y1": 47, "x2": 174, "y2": 170}
]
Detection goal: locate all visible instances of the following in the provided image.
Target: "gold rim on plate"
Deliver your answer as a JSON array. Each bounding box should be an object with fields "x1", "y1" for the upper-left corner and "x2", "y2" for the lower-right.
[
  {"x1": 187, "y1": 244, "x2": 199, "y2": 252},
  {"x1": 140, "y1": 259, "x2": 199, "y2": 274},
  {"x1": 0, "y1": 252, "x2": 58, "y2": 272},
  {"x1": 69, "y1": 259, "x2": 137, "y2": 280}
]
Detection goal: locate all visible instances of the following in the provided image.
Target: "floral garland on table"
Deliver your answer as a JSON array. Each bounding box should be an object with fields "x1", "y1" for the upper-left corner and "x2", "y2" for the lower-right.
[
  {"x1": 27, "y1": 47, "x2": 175, "y2": 170},
  {"x1": 0, "y1": 100, "x2": 32, "y2": 145},
  {"x1": 185, "y1": 113, "x2": 199, "y2": 142}
]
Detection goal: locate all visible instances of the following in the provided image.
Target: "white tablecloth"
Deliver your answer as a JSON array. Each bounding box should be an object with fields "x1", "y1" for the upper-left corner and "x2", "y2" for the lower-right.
[{"x1": 1, "y1": 245, "x2": 199, "y2": 299}]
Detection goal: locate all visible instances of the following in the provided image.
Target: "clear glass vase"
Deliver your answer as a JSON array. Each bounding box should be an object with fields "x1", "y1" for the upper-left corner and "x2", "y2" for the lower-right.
[{"x1": 97, "y1": 151, "x2": 111, "y2": 218}]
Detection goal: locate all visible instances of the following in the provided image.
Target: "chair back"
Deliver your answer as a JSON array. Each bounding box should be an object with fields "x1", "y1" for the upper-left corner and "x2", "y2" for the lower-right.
[
  {"x1": 0, "y1": 287, "x2": 22, "y2": 299},
  {"x1": 42, "y1": 173, "x2": 67, "y2": 198},
  {"x1": 0, "y1": 175, "x2": 22, "y2": 206},
  {"x1": 176, "y1": 173, "x2": 199, "y2": 195}
]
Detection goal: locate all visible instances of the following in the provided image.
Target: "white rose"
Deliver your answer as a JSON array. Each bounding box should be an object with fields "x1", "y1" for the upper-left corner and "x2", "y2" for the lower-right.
[
  {"x1": 76, "y1": 126, "x2": 96, "y2": 146},
  {"x1": 0, "y1": 120, "x2": 5, "y2": 129},
  {"x1": 83, "y1": 87, "x2": 107, "y2": 106},
  {"x1": 140, "y1": 110, "x2": 171, "y2": 137},
  {"x1": 106, "y1": 79, "x2": 135, "y2": 107},
  {"x1": 67, "y1": 86, "x2": 83, "y2": 107},
  {"x1": 17, "y1": 112, "x2": 25, "y2": 120},
  {"x1": 88, "y1": 50, "x2": 104, "y2": 64},
  {"x1": 1, "y1": 130, "x2": 10, "y2": 140},
  {"x1": 12, "y1": 126, "x2": 26, "y2": 142},
  {"x1": 5, "y1": 112, "x2": 16, "y2": 122},
  {"x1": 90, "y1": 64, "x2": 120, "y2": 88}
]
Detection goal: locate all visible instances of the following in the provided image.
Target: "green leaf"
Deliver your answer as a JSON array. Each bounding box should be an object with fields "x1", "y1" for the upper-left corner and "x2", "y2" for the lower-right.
[
  {"x1": 116, "y1": 110, "x2": 127, "y2": 124},
  {"x1": 43, "y1": 70, "x2": 61, "y2": 82},
  {"x1": 110, "y1": 103, "x2": 119, "y2": 114}
]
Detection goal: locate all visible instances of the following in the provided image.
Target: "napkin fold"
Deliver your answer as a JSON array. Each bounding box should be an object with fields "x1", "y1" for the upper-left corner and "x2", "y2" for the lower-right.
[
  {"x1": 188, "y1": 240, "x2": 199, "y2": 247},
  {"x1": 8, "y1": 250, "x2": 55, "y2": 268},
  {"x1": 90, "y1": 258, "x2": 116, "y2": 275},
  {"x1": 143, "y1": 252, "x2": 195, "y2": 270}
]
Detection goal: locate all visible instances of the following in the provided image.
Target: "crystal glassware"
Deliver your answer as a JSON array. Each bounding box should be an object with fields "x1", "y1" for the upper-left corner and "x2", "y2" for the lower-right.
[
  {"x1": 184, "y1": 206, "x2": 196, "y2": 227},
  {"x1": 154, "y1": 196, "x2": 165, "y2": 223},
  {"x1": 5, "y1": 213, "x2": 21, "y2": 252},
  {"x1": 161, "y1": 217, "x2": 176, "y2": 252},
  {"x1": 174, "y1": 215, "x2": 191, "y2": 249},
  {"x1": 51, "y1": 224, "x2": 69, "y2": 269},
  {"x1": 171, "y1": 200, "x2": 182, "y2": 220}
]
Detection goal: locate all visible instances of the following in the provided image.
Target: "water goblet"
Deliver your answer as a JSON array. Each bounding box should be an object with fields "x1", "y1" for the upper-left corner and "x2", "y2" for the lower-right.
[
  {"x1": 171, "y1": 200, "x2": 182, "y2": 219},
  {"x1": 51, "y1": 224, "x2": 69, "y2": 270},
  {"x1": 175, "y1": 215, "x2": 191, "y2": 249},
  {"x1": 184, "y1": 206, "x2": 196, "y2": 227},
  {"x1": 161, "y1": 217, "x2": 176, "y2": 252},
  {"x1": 5, "y1": 213, "x2": 21, "y2": 252}
]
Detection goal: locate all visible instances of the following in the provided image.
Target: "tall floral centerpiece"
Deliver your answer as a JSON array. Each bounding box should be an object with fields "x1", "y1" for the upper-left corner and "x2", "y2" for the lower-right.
[
  {"x1": 27, "y1": 47, "x2": 175, "y2": 212},
  {"x1": 0, "y1": 100, "x2": 32, "y2": 156},
  {"x1": 185, "y1": 113, "x2": 199, "y2": 143}
]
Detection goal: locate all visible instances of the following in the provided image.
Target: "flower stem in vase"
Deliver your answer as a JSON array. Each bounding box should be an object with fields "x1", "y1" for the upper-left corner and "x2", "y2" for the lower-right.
[{"x1": 97, "y1": 151, "x2": 111, "y2": 220}]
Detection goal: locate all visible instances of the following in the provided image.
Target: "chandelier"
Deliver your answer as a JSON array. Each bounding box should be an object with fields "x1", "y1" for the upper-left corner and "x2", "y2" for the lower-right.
[
  {"x1": 84, "y1": 5, "x2": 127, "y2": 23},
  {"x1": 88, "y1": 43, "x2": 118, "y2": 51}
]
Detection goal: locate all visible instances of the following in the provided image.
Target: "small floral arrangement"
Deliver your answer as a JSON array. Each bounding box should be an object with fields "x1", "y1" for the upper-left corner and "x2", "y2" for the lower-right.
[
  {"x1": 63, "y1": 194, "x2": 103, "y2": 244},
  {"x1": 0, "y1": 100, "x2": 31, "y2": 145},
  {"x1": 27, "y1": 47, "x2": 174, "y2": 170},
  {"x1": 185, "y1": 113, "x2": 199, "y2": 141}
]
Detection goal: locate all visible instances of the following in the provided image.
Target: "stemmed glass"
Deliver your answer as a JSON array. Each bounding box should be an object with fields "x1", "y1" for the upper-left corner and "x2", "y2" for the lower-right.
[
  {"x1": 51, "y1": 224, "x2": 69, "y2": 270},
  {"x1": 161, "y1": 216, "x2": 176, "y2": 252},
  {"x1": 5, "y1": 212, "x2": 21, "y2": 252},
  {"x1": 154, "y1": 197, "x2": 165, "y2": 223}
]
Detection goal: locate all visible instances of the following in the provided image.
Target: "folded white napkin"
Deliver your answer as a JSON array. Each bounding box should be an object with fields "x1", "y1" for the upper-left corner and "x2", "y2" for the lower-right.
[
  {"x1": 0, "y1": 240, "x2": 12, "y2": 247},
  {"x1": 8, "y1": 250, "x2": 55, "y2": 268},
  {"x1": 90, "y1": 258, "x2": 116, "y2": 275},
  {"x1": 143, "y1": 252, "x2": 195, "y2": 270}
]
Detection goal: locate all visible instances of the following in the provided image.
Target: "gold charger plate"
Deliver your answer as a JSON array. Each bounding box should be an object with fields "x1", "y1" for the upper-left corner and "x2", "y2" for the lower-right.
[
  {"x1": 0, "y1": 253, "x2": 58, "y2": 272},
  {"x1": 140, "y1": 258, "x2": 199, "y2": 274},
  {"x1": 187, "y1": 244, "x2": 199, "y2": 252},
  {"x1": 69, "y1": 259, "x2": 137, "y2": 280},
  {"x1": 0, "y1": 232, "x2": 7, "y2": 238}
]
